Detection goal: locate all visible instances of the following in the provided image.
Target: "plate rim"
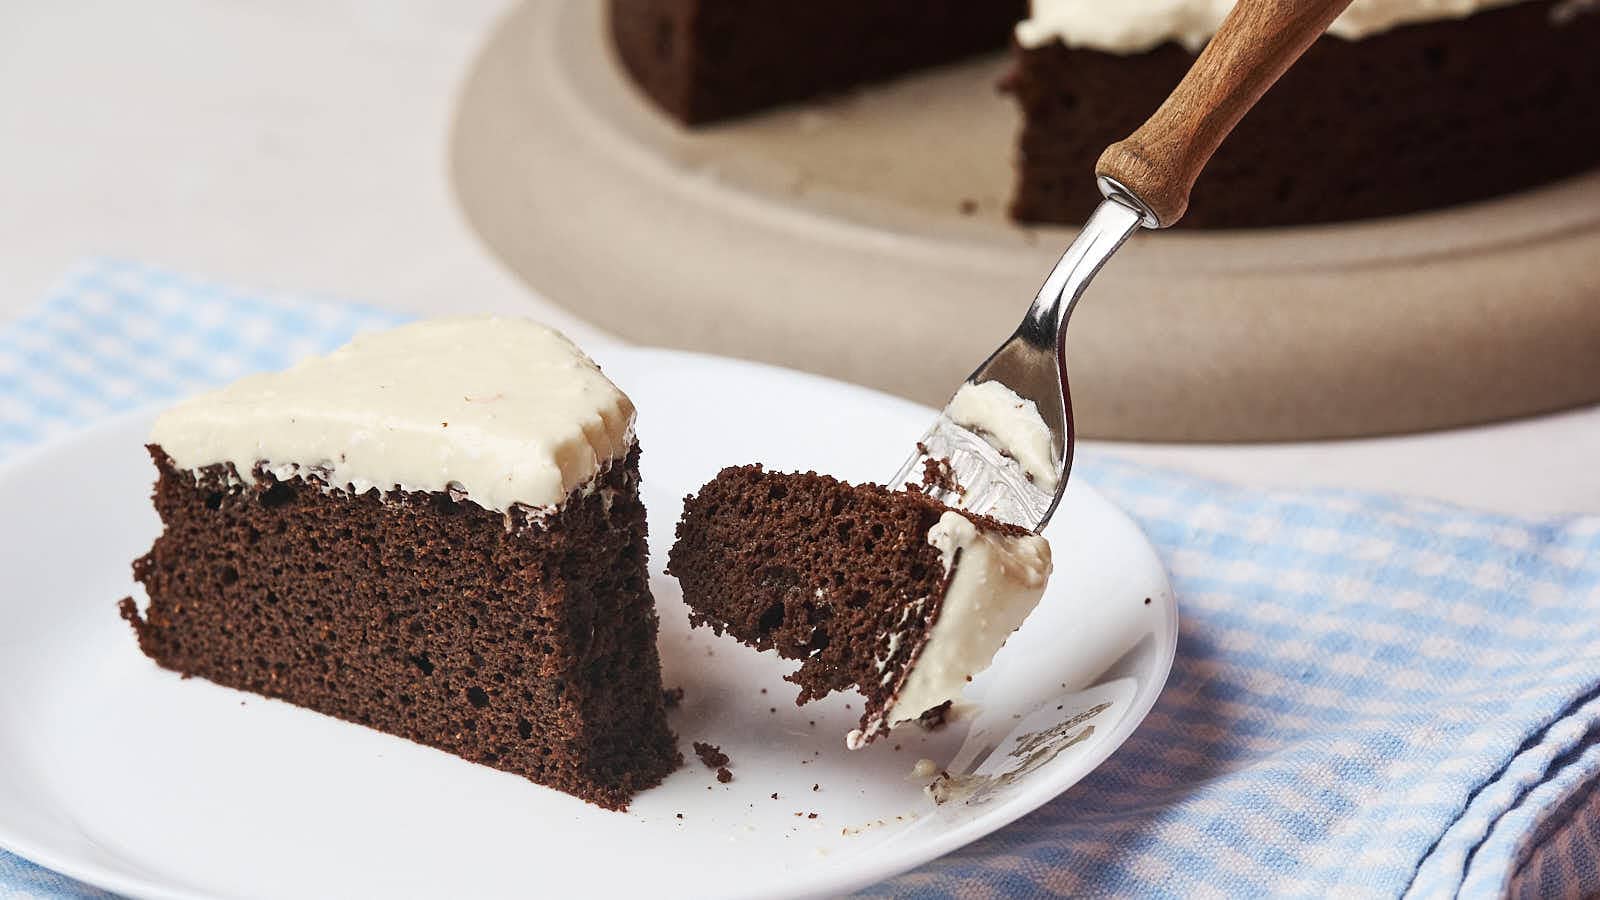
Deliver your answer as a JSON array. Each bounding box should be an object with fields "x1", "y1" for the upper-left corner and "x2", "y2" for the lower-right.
[{"x1": 0, "y1": 345, "x2": 1178, "y2": 900}]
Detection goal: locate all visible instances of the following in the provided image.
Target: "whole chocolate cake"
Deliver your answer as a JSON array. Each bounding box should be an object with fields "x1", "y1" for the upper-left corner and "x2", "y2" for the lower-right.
[
  {"x1": 608, "y1": 0, "x2": 1600, "y2": 228},
  {"x1": 609, "y1": 0, "x2": 1027, "y2": 124},
  {"x1": 668, "y1": 465, "x2": 1052, "y2": 748},
  {"x1": 118, "y1": 317, "x2": 681, "y2": 810}
]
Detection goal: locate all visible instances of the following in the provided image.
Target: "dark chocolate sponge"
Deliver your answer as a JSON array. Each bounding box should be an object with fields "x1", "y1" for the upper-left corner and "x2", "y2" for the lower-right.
[
  {"x1": 666, "y1": 464, "x2": 1028, "y2": 742},
  {"x1": 1006, "y1": 0, "x2": 1600, "y2": 228},
  {"x1": 120, "y1": 445, "x2": 680, "y2": 811}
]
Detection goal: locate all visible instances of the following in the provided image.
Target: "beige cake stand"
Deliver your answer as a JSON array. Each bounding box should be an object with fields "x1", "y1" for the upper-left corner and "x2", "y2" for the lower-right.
[{"x1": 450, "y1": 0, "x2": 1600, "y2": 442}]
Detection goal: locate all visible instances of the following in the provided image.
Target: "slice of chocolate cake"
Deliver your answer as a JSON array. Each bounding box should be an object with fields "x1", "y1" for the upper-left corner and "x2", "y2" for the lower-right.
[
  {"x1": 118, "y1": 317, "x2": 680, "y2": 810},
  {"x1": 668, "y1": 466, "x2": 1051, "y2": 748}
]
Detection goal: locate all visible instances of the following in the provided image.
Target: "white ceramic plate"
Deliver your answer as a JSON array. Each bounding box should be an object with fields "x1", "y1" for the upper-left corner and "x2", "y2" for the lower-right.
[{"x1": 0, "y1": 348, "x2": 1176, "y2": 900}]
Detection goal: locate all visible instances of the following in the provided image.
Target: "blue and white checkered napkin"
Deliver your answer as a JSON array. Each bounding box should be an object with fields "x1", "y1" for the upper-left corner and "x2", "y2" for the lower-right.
[{"x1": 3, "y1": 260, "x2": 1598, "y2": 900}]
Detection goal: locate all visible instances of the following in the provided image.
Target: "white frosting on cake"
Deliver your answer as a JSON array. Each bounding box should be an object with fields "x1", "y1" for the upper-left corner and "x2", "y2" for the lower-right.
[
  {"x1": 883, "y1": 511, "x2": 1052, "y2": 727},
  {"x1": 1016, "y1": 0, "x2": 1534, "y2": 53},
  {"x1": 945, "y1": 381, "x2": 1060, "y2": 493},
  {"x1": 149, "y1": 317, "x2": 635, "y2": 514}
]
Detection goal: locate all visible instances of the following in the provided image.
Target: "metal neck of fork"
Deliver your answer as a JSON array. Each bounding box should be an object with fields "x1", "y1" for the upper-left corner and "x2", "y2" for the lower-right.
[
  {"x1": 1095, "y1": 176, "x2": 1163, "y2": 230},
  {"x1": 1021, "y1": 194, "x2": 1148, "y2": 348}
]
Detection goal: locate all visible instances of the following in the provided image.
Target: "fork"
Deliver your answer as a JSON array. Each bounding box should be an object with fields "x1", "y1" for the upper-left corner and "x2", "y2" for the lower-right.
[{"x1": 893, "y1": 0, "x2": 1356, "y2": 531}]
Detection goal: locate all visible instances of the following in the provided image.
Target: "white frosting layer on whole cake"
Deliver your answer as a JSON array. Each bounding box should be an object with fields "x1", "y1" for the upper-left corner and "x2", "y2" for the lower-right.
[
  {"x1": 884, "y1": 511, "x2": 1052, "y2": 727},
  {"x1": 1016, "y1": 0, "x2": 1534, "y2": 53},
  {"x1": 945, "y1": 380, "x2": 1060, "y2": 493},
  {"x1": 150, "y1": 317, "x2": 635, "y2": 514}
]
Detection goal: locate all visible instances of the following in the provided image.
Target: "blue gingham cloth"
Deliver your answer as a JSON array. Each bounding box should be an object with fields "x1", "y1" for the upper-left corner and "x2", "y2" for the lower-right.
[{"x1": 3, "y1": 260, "x2": 1597, "y2": 899}]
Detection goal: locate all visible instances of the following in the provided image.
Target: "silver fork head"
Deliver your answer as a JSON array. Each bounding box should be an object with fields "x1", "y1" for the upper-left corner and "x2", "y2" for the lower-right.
[{"x1": 890, "y1": 197, "x2": 1147, "y2": 532}]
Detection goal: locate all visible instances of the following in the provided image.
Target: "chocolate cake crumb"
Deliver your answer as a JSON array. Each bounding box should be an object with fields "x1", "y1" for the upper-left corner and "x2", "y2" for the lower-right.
[
  {"x1": 771, "y1": 792, "x2": 779, "y2": 800},
  {"x1": 919, "y1": 456, "x2": 963, "y2": 497},
  {"x1": 663, "y1": 686, "x2": 685, "y2": 708},
  {"x1": 917, "y1": 701, "x2": 954, "y2": 730},
  {"x1": 717, "y1": 767, "x2": 733, "y2": 783},
  {"x1": 812, "y1": 783, "x2": 819, "y2": 792},
  {"x1": 808, "y1": 813, "x2": 819, "y2": 819},
  {"x1": 693, "y1": 741, "x2": 730, "y2": 770}
]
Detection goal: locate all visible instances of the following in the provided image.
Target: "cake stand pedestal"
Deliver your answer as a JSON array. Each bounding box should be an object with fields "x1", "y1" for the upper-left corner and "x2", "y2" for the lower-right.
[{"x1": 450, "y1": 0, "x2": 1600, "y2": 442}]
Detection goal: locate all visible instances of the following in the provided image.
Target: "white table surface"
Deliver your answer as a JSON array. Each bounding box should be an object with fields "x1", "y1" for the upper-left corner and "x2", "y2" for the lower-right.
[{"x1": 3, "y1": 0, "x2": 1596, "y2": 517}]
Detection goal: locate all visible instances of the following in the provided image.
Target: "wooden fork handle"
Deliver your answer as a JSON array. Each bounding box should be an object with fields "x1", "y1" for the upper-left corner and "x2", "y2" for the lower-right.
[{"x1": 1095, "y1": 0, "x2": 1357, "y2": 228}]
